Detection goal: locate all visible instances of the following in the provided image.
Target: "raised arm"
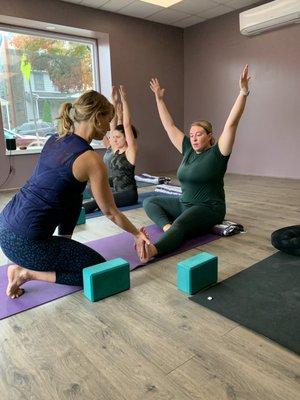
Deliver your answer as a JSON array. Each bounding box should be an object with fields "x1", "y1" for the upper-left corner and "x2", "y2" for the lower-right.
[
  {"x1": 218, "y1": 65, "x2": 251, "y2": 156},
  {"x1": 102, "y1": 134, "x2": 111, "y2": 149},
  {"x1": 119, "y1": 85, "x2": 137, "y2": 163},
  {"x1": 109, "y1": 86, "x2": 119, "y2": 132},
  {"x1": 116, "y1": 102, "x2": 123, "y2": 125},
  {"x1": 102, "y1": 104, "x2": 122, "y2": 149},
  {"x1": 150, "y1": 78, "x2": 184, "y2": 153}
]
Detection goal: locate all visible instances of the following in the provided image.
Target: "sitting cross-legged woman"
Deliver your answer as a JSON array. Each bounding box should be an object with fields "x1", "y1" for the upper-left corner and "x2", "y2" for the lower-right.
[
  {"x1": 83, "y1": 85, "x2": 138, "y2": 213},
  {"x1": 142, "y1": 65, "x2": 251, "y2": 262}
]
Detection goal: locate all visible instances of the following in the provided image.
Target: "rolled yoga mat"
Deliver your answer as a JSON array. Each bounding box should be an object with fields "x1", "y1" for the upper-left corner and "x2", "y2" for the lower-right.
[
  {"x1": 0, "y1": 224, "x2": 219, "y2": 320},
  {"x1": 190, "y1": 251, "x2": 300, "y2": 355}
]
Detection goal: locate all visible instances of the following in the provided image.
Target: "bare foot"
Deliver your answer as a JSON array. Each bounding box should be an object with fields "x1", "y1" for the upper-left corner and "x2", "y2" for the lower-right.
[
  {"x1": 6, "y1": 264, "x2": 31, "y2": 299},
  {"x1": 163, "y1": 224, "x2": 172, "y2": 232},
  {"x1": 139, "y1": 243, "x2": 158, "y2": 263}
]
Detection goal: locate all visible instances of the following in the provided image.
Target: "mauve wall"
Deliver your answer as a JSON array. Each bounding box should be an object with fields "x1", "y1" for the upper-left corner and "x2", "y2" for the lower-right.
[
  {"x1": 184, "y1": 7, "x2": 300, "y2": 179},
  {"x1": 0, "y1": 0, "x2": 183, "y2": 189}
]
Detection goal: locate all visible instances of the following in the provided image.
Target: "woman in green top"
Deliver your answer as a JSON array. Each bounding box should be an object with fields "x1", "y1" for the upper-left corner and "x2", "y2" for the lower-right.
[{"x1": 142, "y1": 65, "x2": 250, "y2": 262}]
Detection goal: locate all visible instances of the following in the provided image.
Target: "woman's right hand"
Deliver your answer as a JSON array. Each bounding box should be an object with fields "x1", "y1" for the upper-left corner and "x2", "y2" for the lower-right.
[
  {"x1": 134, "y1": 228, "x2": 151, "y2": 261},
  {"x1": 150, "y1": 78, "x2": 165, "y2": 100}
]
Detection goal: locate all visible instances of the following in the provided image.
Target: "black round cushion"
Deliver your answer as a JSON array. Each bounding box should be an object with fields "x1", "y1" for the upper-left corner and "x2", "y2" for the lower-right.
[{"x1": 271, "y1": 225, "x2": 300, "y2": 256}]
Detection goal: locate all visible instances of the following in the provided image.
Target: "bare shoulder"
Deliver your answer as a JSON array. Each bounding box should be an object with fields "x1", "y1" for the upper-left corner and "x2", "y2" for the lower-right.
[{"x1": 73, "y1": 150, "x2": 104, "y2": 181}]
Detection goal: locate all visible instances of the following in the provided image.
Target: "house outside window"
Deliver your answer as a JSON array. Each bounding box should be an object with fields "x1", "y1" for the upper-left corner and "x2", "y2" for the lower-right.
[{"x1": 33, "y1": 71, "x2": 45, "y2": 91}]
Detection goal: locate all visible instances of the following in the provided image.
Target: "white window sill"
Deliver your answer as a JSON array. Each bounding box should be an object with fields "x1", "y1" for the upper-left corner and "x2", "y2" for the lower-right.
[{"x1": 6, "y1": 141, "x2": 105, "y2": 156}]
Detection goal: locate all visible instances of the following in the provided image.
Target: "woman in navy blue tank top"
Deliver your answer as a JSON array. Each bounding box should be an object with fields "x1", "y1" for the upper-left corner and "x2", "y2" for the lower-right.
[{"x1": 0, "y1": 90, "x2": 149, "y2": 299}]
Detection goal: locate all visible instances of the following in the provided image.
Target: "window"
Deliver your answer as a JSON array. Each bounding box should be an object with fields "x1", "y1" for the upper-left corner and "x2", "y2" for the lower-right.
[
  {"x1": 0, "y1": 26, "x2": 100, "y2": 154},
  {"x1": 33, "y1": 72, "x2": 45, "y2": 91}
]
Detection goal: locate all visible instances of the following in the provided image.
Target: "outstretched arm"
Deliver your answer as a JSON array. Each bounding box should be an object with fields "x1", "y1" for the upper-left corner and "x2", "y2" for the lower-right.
[
  {"x1": 73, "y1": 151, "x2": 150, "y2": 260},
  {"x1": 150, "y1": 78, "x2": 184, "y2": 153},
  {"x1": 218, "y1": 65, "x2": 251, "y2": 156},
  {"x1": 102, "y1": 134, "x2": 111, "y2": 149},
  {"x1": 116, "y1": 103, "x2": 123, "y2": 125},
  {"x1": 109, "y1": 86, "x2": 119, "y2": 132},
  {"x1": 119, "y1": 85, "x2": 137, "y2": 164}
]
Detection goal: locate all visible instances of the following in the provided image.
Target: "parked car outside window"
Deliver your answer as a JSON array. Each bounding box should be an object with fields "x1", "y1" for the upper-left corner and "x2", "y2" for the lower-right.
[{"x1": 15, "y1": 121, "x2": 56, "y2": 137}]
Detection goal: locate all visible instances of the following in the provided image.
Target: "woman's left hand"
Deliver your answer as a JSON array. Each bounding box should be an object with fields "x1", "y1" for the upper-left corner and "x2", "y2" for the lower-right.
[{"x1": 239, "y1": 64, "x2": 251, "y2": 92}]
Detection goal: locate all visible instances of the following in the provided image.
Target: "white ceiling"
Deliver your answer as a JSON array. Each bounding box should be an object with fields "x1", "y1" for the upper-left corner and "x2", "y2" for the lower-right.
[{"x1": 61, "y1": 0, "x2": 262, "y2": 28}]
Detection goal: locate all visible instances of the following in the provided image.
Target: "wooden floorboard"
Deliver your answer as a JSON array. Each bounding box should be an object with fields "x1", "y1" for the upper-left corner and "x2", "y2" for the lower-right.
[{"x1": 0, "y1": 174, "x2": 299, "y2": 399}]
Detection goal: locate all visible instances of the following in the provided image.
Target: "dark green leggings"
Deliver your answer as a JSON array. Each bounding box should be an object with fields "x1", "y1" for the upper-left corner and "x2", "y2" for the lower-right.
[{"x1": 143, "y1": 195, "x2": 224, "y2": 256}]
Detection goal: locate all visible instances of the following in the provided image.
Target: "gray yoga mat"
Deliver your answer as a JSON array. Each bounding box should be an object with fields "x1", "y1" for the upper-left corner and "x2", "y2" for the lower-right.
[{"x1": 190, "y1": 251, "x2": 300, "y2": 354}]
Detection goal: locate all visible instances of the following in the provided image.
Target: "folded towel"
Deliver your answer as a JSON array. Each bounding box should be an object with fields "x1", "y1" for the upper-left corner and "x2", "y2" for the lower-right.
[
  {"x1": 156, "y1": 183, "x2": 182, "y2": 192},
  {"x1": 155, "y1": 189, "x2": 180, "y2": 196},
  {"x1": 155, "y1": 184, "x2": 182, "y2": 196},
  {"x1": 135, "y1": 173, "x2": 171, "y2": 185},
  {"x1": 211, "y1": 220, "x2": 245, "y2": 236}
]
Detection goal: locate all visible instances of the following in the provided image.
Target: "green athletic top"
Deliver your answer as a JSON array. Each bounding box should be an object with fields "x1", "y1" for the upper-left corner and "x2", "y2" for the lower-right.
[{"x1": 177, "y1": 136, "x2": 230, "y2": 209}]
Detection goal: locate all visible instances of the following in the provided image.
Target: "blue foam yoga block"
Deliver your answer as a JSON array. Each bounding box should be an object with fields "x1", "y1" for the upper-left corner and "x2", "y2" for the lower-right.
[
  {"x1": 177, "y1": 252, "x2": 218, "y2": 295},
  {"x1": 83, "y1": 258, "x2": 130, "y2": 302},
  {"x1": 77, "y1": 207, "x2": 86, "y2": 225}
]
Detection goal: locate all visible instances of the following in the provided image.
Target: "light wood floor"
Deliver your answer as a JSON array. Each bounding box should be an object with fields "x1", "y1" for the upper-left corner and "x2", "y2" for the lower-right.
[{"x1": 0, "y1": 174, "x2": 299, "y2": 400}]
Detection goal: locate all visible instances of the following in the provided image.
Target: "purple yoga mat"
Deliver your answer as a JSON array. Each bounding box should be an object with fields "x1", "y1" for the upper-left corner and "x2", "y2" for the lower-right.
[
  {"x1": 0, "y1": 270, "x2": 81, "y2": 320},
  {"x1": 87, "y1": 224, "x2": 219, "y2": 271},
  {"x1": 0, "y1": 224, "x2": 219, "y2": 320}
]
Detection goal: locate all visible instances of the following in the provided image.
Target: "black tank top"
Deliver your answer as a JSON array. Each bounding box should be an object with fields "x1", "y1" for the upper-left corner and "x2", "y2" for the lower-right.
[{"x1": 110, "y1": 150, "x2": 137, "y2": 192}]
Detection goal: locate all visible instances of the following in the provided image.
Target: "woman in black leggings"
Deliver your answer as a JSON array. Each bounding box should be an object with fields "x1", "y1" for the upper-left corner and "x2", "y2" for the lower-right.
[
  {"x1": 0, "y1": 90, "x2": 149, "y2": 298},
  {"x1": 83, "y1": 85, "x2": 138, "y2": 213}
]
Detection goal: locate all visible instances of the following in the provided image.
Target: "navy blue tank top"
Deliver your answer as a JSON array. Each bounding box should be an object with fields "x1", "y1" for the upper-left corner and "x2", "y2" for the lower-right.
[{"x1": 1, "y1": 134, "x2": 92, "y2": 239}]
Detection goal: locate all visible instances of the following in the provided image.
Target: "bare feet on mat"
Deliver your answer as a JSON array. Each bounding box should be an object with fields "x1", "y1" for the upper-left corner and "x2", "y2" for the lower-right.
[
  {"x1": 134, "y1": 227, "x2": 157, "y2": 263},
  {"x1": 139, "y1": 243, "x2": 158, "y2": 263},
  {"x1": 163, "y1": 224, "x2": 172, "y2": 232},
  {"x1": 6, "y1": 264, "x2": 31, "y2": 299}
]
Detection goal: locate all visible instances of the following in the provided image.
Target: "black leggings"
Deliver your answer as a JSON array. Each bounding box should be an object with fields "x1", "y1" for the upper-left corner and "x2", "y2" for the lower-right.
[
  {"x1": 83, "y1": 188, "x2": 138, "y2": 214},
  {"x1": 143, "y1": 195, "x2": 224, "y2": 256},
  {"x1": 0, "y1": 222, "x2": 105, "y2": 286}
]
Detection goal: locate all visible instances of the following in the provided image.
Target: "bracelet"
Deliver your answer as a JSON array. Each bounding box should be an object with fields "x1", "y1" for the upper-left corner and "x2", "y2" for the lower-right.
[{"x1": 240, "y1": 89, "x2": 250, "y2": 96}]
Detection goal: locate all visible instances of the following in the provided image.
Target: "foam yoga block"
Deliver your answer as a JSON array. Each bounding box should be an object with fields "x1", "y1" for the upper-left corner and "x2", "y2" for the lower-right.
[
  {"x1": 83, "y1": 188, "x2": 92, "y2": 200},
  {"x1": 77, "y1": 207, "x2": 86, "y2": 225},
  {"x1": 177, "y1": 252, "x2": 218, "y2": 295},
  {"x1": 83, "y1": 258, "x2": 130, "y2": 302}
]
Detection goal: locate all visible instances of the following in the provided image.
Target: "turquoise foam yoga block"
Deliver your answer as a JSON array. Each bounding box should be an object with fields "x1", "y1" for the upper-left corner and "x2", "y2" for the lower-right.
[
  {"x1": 77, "y1": 207, "x2": 86, "y2": 225},
  {"x1": 83, "y1": 188, "x2": 92, "y2": 200},
  {"x1": 83, "y1": 258, "x2": 130, "y2": 302},
  {"x1": 177, "y1": 252, "x2": 218, "y2": 295}
]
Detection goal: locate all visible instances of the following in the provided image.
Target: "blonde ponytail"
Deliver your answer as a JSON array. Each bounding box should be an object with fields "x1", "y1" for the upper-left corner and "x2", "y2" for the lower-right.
[
  {"x1": 57, "y1": 102, "x2": 74, "y2": 137},
  {"x1": 56, "y1": 90, "x2": 114, "y2": 139}
]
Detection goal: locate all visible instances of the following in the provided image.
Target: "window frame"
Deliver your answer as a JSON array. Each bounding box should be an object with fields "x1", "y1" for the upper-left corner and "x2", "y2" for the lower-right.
[{"x1": 0, "y1": 24, "x2": 103, "y2": 156}]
